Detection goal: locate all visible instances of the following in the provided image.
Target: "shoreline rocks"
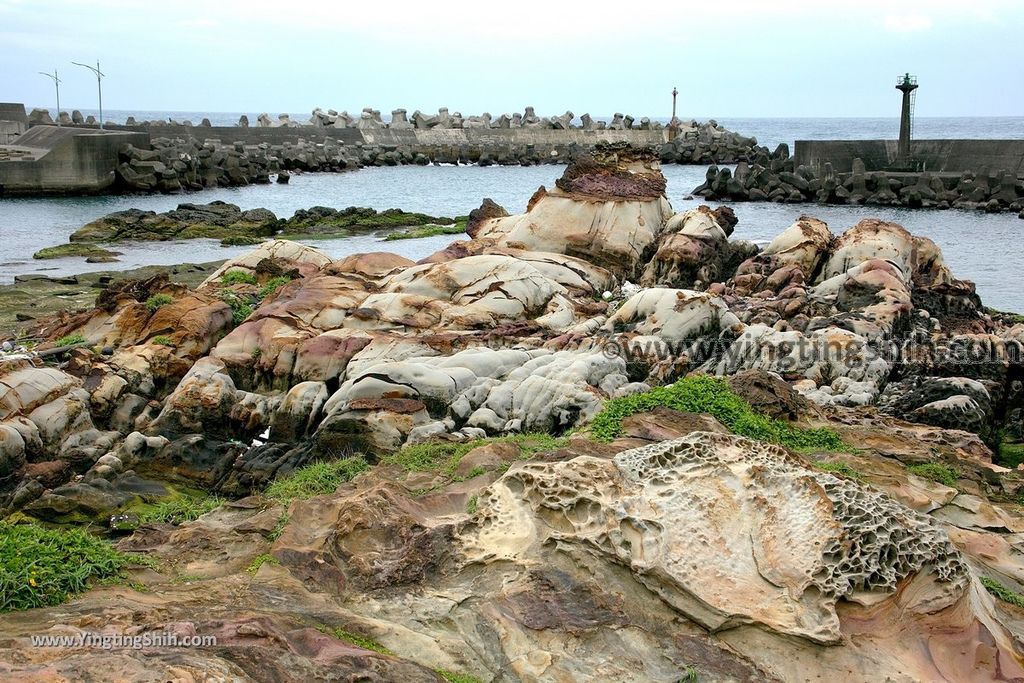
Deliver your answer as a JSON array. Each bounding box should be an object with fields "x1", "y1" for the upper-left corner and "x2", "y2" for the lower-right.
[
  {"x1": 31, "y1": 202, "x2": 461, "y2": 255},
  {"x1": 3, "y1": 143, "x2": 1024, "y2": 682}
]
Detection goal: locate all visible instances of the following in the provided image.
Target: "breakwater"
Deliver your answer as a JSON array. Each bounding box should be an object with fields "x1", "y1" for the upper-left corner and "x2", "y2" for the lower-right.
[
  {"x1": 1, "y1": 104, "x2": 768, "y2": 196},
  {"x1": 696, "y1": 141, "x2": 1024, "y2": 217}
]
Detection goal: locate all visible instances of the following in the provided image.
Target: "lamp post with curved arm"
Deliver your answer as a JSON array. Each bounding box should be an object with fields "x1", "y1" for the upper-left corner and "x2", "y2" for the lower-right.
[
  {"x1": 71, "y1": 60, "x2": 105, "y2": 129},
  {"x1": 38, "y1": 69, "x2": 61, "y2": 126}
]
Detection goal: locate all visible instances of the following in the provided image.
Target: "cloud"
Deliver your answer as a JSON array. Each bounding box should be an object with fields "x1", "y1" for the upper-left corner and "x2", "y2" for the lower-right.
[{"x1": 883, "y1": 13, "x2": 934, "y2": 32}]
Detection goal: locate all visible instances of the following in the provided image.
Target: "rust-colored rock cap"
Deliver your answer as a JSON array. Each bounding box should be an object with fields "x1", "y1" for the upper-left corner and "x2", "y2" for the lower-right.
[{"x1": 554, "y1": 142, "x2": 667, "y2": 200}]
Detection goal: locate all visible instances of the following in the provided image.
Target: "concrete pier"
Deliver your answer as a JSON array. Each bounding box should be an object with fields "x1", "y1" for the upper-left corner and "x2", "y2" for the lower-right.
[
  {"x1": 794, "y1": 139, "x2": 1024, "y2": 176},
  {"x1": 0, "y1": 126, "x2": 149, "y2": 195}
]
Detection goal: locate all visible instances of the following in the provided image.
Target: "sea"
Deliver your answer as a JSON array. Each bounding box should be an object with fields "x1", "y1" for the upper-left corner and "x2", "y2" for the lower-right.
[{"x1": 2, "y1": 112, "x2": 1023, "y2": 312}]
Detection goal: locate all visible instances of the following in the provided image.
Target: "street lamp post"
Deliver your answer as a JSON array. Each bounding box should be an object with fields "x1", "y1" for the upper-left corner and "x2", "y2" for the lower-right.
[
  {"x1": 71, "y1": 60, "x2": 105, "y2": 129},
  {"x1": 38, "y1": 69, "x2": 62, "y2": 126}
]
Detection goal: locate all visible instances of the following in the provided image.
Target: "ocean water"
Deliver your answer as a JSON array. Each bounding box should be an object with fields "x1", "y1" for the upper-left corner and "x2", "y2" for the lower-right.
[{"x1": 2, "y1": 162, "x2": 1021, "y2": 312}]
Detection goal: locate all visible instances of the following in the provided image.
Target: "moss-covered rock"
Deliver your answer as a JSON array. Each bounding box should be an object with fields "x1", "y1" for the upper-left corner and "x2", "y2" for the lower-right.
[
  {"x1": 70, "y1": 202, "x2": 280, "y2": 243},
  {"x1": 220, "y1": 235, "x2": 267, "y2": 247},
  {"x1": 67, "y1": 203, "x2": 454, "y2": 246},
  {"x1": 280, "y1": 206, "x2": 454, "y2": 236},
  {"x1": 32, "y1": 244, "x2": 120, "y2": 260},
  {"x1": 383, "y1": 218, "x2": 468, "y2": 241}
]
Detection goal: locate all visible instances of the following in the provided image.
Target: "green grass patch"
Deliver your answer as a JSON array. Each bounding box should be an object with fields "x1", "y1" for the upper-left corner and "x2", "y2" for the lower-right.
[
  {"x1": 814, "y1": 461, "x2": 863, "y2": 480},
  {"x1": 151, "y1": 335, "x2": 176, "y2": 347},
  {"x1": 145, "y1": 293, "x2": 175, "y2": 312},
  {"x1": 265, "y1": 458, "x2": 369, "y2": 502},
  {"x1": 382, "y1": 433, "x2": 566, "y2": 477},
  {"x1": 221, "y1": 269, "x2": 258, "y2": 286},
  {"x1": 0, "y1": 522, "x2": 134, "y2": 612},
  {"x1": 219, "y1": 290, "x2": 255, "y2": 325},
  {"x1": 907, "y1": 463, "x2": 959, "y2": 488},
  {"x1": 384, "y1": 221, "x2": 467, "y2": 241},
  {"x1": 317, "y1": 625, "x2": 393, "y2": 655},
  {"x1": 137, "y1": 494, "x2": 224, "y2": 525},
  {"x1": 435, "y1": 670, "x2": 484, "y2": 683},
  {"x1": 996, "y1": 440, "x2": 1024, "y2": 469},
  {"x1": 172, "y1": 573, "x2": 205, "y2": 584},
  {"x1": 54, "y1": 333, "x2": 86, "y2": 347},
  {"x1": 268, "y1": 512, "x2": 289, "y2": 540},
  {"x1": 465, "y1": 495, "x2": 479, "y2": 515},
  {"x1": 589, "y1": 374, "x2": 846, "y2": 452},
  {"x1": 981, "y1": 577, "x2": 1024, "y2": 608},
  {"x1": 677, "y1": 667, "x2": 700, "y2": 683},
  {"x1": 246, "y1": 553, "x2": 279, "y2": 574},
  {"x1": 258, "y1": 276, "x2": 293, "y2": 299}
]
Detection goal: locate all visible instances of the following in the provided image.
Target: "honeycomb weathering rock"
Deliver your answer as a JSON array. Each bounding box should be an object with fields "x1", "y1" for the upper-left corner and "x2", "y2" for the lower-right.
[{"x1": 460, "y1": 432, "x2": 969, "y2": 644}]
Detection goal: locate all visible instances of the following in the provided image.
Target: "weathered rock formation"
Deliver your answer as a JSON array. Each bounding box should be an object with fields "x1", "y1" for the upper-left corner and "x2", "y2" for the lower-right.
[{"x1": 3, "y1": 145, "x2": 1024, "y2": 682}]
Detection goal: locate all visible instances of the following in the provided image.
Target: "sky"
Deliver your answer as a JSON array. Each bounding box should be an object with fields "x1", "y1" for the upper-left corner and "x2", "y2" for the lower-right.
[{"x1": 2, "y1": 0, "x2": 1023, "y2": 119}]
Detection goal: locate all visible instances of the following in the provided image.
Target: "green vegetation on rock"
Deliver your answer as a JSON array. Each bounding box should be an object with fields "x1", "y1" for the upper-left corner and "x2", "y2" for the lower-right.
[
  {"x1": 219, "y1": 290, "x2": 254, "y2": 325},
  {"x1": 258, "y1": 276, "x2": 293, "y2": 299},
  {"x1": 981, "y1": 577, "x2": 1024, "y2": 608},
  {"x1": 317, "y1": 624, "x2": 394, "y2": 655},
  {"x1": 985, "y1": 307, "x2": 1024, "y2": 326},
  {"x1": 907, "y1": 463, "x2": 959, "y2": 487},
  {"x1": 677, "y1": 667, "x2": 700, "y2": 683},
  {"x1": 383, "y1": 433, "x2": 566, "y2": 477},
  {"x1": 220, "y1": 235, "x2": 267, "y2": 247},
  {"x1": 145, "y1": 293, "x2": 175, "y2": 311},
  {"x1": 282, "y1": 207, "x2": 453, "y2": 236},
  {"x1": 268, "y1": 512, "x2": 289, "y2": 540},
  {"x1": 814, "y1": 461, "x2": 863, "y2": 480},
  {"x1": 32, "y1": 243, "x2": 119, "y2": 260},
  {"x1": 265, "y1": 458, "x2": 369, "y2": 502},
  {"x1": 137, "y1": 493, "x2": 224, "y2": 525},
  {"x1": 221, "y1": 269, "x2": 258, "y2": 286},
  {"x1": 435, "y1": 670, "x2": 484, "y2": 683},
  {"x1": 996, "y1": 438, "x2": 1024, "y2": 469},
  {"x1": 384, "y1": 220, "x2": 468, "y2": 241},
  {"x1": 246, "y1": 554, "x2": 279, "y2": 574},
  {"x1": 151, "y1": 335, "x2": 176, "y2": 347},
  {"x1": 0, "y1": 522, "x2": 134, "y2": 612},
  {"x1": 54, "y1": 333, "x2": 86, "y2": 347},
  {"x1": 589, "y1": 375, "x2": 846, "y2": 452}
]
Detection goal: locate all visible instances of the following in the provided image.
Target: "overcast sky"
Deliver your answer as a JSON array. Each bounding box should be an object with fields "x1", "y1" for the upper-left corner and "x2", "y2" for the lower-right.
[{"x1": 3, "y1": 0, "x2": 1022, "y2": 119}]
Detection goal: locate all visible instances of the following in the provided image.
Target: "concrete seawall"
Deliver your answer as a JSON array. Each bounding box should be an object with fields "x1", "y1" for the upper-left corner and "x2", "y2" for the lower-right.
[
  {"x1": 0, "y1": 126, "x2": 150, "y2": 195},
  {"x1": 795, "y1": 139, "x2": 1024, "y2": 176}
]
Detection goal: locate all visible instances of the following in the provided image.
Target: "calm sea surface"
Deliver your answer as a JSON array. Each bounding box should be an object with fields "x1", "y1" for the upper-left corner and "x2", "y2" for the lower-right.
[{"x1": 2, "y1": 116, "x2": 1023, "y2": 311}]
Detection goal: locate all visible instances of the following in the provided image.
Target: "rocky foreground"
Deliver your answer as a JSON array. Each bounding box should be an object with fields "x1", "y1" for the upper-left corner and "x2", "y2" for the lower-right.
[{"x1": 2, "y1": 145, "x2": 1024, "y2": 682}]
